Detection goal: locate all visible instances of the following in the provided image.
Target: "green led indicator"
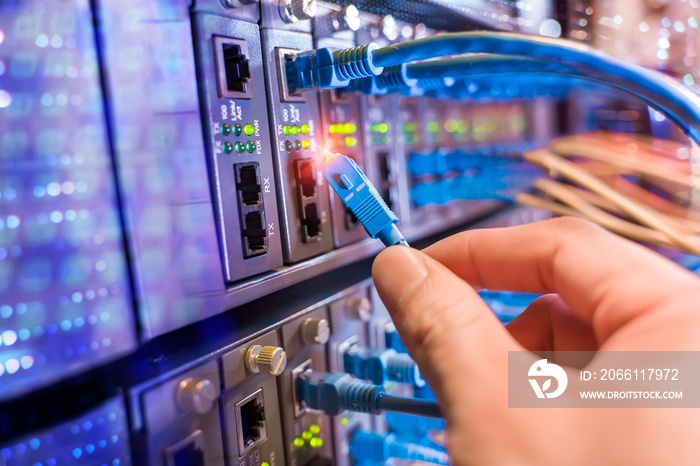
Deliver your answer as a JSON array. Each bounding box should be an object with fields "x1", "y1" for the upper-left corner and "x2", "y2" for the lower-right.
[
  {"x1": 294, "y1": 140, "x2": 302, "y2": 150},
  {"x1": 309, "y1": 424, "x2": 321, "y2": 435},
  {"x1": 301, "y1": 430, "x2": 313, "y2": 441},
  {"x1": 427, "y1": 121, "x2": 439, "y2": 133},
  {"x1": 244, "y1": 124, "x2": 255, "y2": 136},
  {"x1": 444, "y1": 119, "x2": 458, "y2": 133},
  {"x1": 402, "y1": 122, "x2": 417, "y2": 133},
  {"x1": 341, "y1": 417, "x2": 349, "y2": 426},
  {"x1": 285, "y1": 141, "x2": 293, "y2": 151},
  {"x1": 371, "y1": 122, "x2": 388, "y2": 133},
  {"x1": 292, "y1": 125, "x2": 301, "y2": 135},
  {"x1": 343, "y1": 123, "x2": 357, "y2": 134},
  {"x1": 310, "y1": 437, "x2": 323, "y2": 449},
  {"x1": 235, "y1": 142, "x2": 246, "y2": 154},
  {"x1": 262, "y1": 462, "x2": 270, "y2": 466},
  {"x1": 373, "y1": 136, "x2": 388, "y2": 145},
  {"x1": 233, "y1": 124, "x2": 243, "y2": 136},
  {"x1": 221, "y1": 124, "x2": 232, "y2": 136},
  {"x1": 301, "y1": 139, "x2": 311, "y2": 149},
  {"x1": 345, "y1": 136, "x2": 358, "y2": 147},
  {"x1": 283, "y1": 125, "x2": 293, "y2": 136},
  {"x1": 246, "y1": 141, "x2": 257, "y2": 153},
  {"x1": 294, "y1": 437, "x2": 305, "y2": 448},
  {"x1": 223, "y1": 142, "x2": 233, "y2": 154},
  {"x1": 301, "y1": 124, "x2": 311, "y2": 134}
]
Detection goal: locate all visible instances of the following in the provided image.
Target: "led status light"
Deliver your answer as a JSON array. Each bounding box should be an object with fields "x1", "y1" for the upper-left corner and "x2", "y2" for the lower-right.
[
  {"x1": 301, "y1": 124, "x2": 311, "y2": 134},
  {"x1": 370, "y1": 123, "x2": 389, "y2": 133},
  {"x1": 221, "y1": 124, "x2": 232, "y2": 136},
  {"x1": 234, "y1": 124, "x2": 243, "y2": 136},
  {"x1": 246, "y1": 141, "x2": 257, "y2": 153},
  {"x1": 283, "y1": 125, "x2": 293, "y2": 136},
  {"x1": 244, "y1": 124, "x2": 255, "y2": 136},
  {"x1": 329, "y1": 123, "x2": 358, "y2": 134},
  {"x1": 223, "y1": 142, "x2": 233, "y2": 154},
  {"x1": 310, "y1": 437, "x2": 323, "y2": 448},
  {"x1": 302, "y1": 139, "x2": 311, "y2": 149},
  {"x1": 235, "y1": 142, "x2": 246, "y2": 154}
]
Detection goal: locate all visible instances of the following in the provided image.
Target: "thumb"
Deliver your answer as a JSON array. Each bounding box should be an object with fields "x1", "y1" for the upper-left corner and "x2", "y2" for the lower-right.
[{"x1": 372, "y1": 246, "x2": 521, "y2": 414}]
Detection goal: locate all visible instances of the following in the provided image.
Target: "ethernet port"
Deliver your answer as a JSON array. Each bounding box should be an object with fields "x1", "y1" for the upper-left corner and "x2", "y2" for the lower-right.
[
  {"x1": 235, "y1": 389, "x2": 267, "y2": 455},
  {"x1": 213, "y1": 36, "x2": 253, "y2": 99},
  {"x1": 276, "y1": 47, "x2": 308, "y2": 103},
  {"x1": 294, "y1": 159, "x2": 317, "y2": 199},
  {"x1": 241, "y1": 209, "x2": 268, "y2": 258},
  {"x1": 301, "y1": 203, "x2": 321, "y2": 242},
  {"x1": 165, "y1": 430, "x2": 205, "y2": 466},
  {"x1": 235, "y1": 163, "x2": 262, "y2": 206}
]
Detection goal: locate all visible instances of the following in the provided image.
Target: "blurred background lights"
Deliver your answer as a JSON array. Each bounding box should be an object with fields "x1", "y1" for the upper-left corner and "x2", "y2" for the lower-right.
[
  {"x1": 3, "y1": 331, "x2": 17, "y2": 346},
  {"x1": 0, "y1": 90, "x2": 11, "y2": 108},
  {"x1": 35, "y1": 34, "x2": 49, "y2": 48},
  {"x1": 5, "y1": 359, "x2": 20, "y2": 374},
  {"x1": 539, "y1": 19, "x2": 562, "y2": 37}
]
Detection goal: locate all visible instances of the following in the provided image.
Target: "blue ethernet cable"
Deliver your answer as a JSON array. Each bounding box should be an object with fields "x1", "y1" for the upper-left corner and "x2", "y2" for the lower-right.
[
  {"x1": 370, "y1": 32, "x2": 700, "y2": 144},
  {"x1": 296, "y1": 370, "x2": 442, "y2": 418},
  {"x1": 285, "y1": 43, "x2": 383, "y2": 91},
  {"x1": 323, "y1": 154, "x2": 408, "y2": 247},
  {"x1": 343, "y1": 345, "x2": 426, "y2": 388},
  {"x1": 286, "y1": 33, "x2": 700, "y2": 143}
]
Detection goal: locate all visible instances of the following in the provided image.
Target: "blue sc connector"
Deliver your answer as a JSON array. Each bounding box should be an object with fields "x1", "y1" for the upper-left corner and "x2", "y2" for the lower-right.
[
  {"x1": 343, "y1": 345, "x2": 425, "y2": 388},
  {"x1": 350, "y1": 430, "x2": 449, "y2": 465},
  {"x1": 323, "y1": 154, "x2": 408, "y2": 247},
  {"x1": 296, "y1": 370, "x2": 442, "y2": 418},
  {"x1": 285, "y1": 43, "x2": 383, "y2": 92}
]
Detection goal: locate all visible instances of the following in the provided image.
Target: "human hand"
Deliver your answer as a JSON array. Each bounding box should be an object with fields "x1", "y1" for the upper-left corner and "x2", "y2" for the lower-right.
[{"x1": 372, "y1": 217, "x2": 700, "y2": 465}]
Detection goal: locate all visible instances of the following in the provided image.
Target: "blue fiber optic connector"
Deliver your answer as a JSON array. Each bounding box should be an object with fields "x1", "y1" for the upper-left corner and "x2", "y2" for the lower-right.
[
  {"x1": 323, "y1": 154, "x2": 408, "y2": 247},
  {"x1": 296, "y1": 370, "x2": 442, "y2": 418},
  {"x1": 344, "y1": 345, "x2": 425, "y2": 388},
  {"x1": 285, "y1": 43, "x2": 383, "y2": 91}
]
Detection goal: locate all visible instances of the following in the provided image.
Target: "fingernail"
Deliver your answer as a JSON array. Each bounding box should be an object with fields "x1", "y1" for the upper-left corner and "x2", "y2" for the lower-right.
[{"x1": 372, "y1": 246, "x2": 429, "y2": 311}]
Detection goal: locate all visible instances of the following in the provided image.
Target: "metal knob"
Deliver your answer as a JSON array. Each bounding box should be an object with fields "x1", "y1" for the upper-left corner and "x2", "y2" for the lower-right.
[
  {"x1": 331, "y1": 5, "x2": 361, "y2": 32},
  {"x1": 300, "y1": 318, "x2": 331, "y2": 344},
  {"x1": 246, "y1": 345, "x2": 287, "y2": 375},
  {"x1": 281, "y1": 0, "x2": 317, "y2": 23},
  {"x1": 347, "y1": 297, "x2": 372, "y2": 321},
  {"x1": 176, "y1": 378, "x2": 219, "y2": 414}
]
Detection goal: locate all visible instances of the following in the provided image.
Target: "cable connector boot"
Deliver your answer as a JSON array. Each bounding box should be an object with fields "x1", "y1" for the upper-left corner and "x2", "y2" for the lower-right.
[
  {"x1": 343, "y1": 346, "x2": 425, "y2": 388},
  {"x1": 286, "y1": 43, "x2": 383, "y2": 92}
]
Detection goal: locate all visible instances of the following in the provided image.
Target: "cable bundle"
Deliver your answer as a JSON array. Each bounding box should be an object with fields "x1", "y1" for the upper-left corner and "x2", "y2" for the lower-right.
[{"x1": 518, "y1": 132, "x2": 700, "y2": 254}]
